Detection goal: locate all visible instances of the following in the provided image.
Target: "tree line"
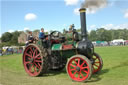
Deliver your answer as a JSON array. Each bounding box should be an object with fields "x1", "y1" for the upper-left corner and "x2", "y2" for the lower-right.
[
  {"x1": 0, "y1": 28, "x2": 128, "y2": 47},
  {"x1": 88, "y1": 28, "x2": 128, "y2": 41},
  {"x1": 0, "y1": 31, "x2": 24, "y2": 48}
]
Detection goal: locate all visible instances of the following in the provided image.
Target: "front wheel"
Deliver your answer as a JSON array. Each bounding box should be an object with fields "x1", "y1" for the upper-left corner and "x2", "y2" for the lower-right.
[{"x1": 66, "y1": 55, "x2": 92, "y2": 82}]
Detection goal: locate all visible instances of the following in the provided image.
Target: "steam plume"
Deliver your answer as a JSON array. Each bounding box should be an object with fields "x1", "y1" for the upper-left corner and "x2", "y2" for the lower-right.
[{"x1": 81, "y1": 0, "x2": 108, "y2": 14}]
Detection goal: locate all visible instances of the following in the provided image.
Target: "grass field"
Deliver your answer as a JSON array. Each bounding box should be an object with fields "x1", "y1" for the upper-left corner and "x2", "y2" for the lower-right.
[{"x1": 0, "y1": 46, "x2": 128, "y2": 85}]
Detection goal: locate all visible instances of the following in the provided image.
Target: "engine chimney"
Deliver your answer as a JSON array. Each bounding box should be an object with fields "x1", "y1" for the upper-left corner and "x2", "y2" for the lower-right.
[
  {"x1": 77, "y1": 8, "x2": 94, "y2": 58},
  {"x1": 79, "y1": 8, "x2": 87, "y2": 41}
]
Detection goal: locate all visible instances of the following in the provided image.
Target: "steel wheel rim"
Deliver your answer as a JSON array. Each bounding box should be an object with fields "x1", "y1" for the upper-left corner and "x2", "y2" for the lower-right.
[
  {"x1": 23, "y1": 45, "x2": 42, "y2": 76},
  {"x1": 92, "y1": 54, "x2": 101, "y2": 73},
  {"x1": 67, "y1": 57, "x2": 90, "y2": 82}
]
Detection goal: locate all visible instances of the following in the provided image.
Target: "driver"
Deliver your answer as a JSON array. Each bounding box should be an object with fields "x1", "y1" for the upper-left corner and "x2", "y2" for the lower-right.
[
  {"x1": 39, "y1": 28, "x2": 45, "y2": 39},
  {"x1": 68, "y1": 24, "x2": 74, "y2": 33}
]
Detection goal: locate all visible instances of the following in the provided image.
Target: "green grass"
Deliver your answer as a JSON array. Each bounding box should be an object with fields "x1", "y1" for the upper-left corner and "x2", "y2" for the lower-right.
[{"x1": 0, "y1": 46, "x2": 128, "y2": 85}]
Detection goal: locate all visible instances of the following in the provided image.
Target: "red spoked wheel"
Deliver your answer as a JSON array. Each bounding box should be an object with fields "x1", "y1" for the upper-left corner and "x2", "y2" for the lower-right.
[
  {"x1": 23, "y1": 44, "x2": 48, "y2": 76},
  {"x1": 66, "y1": 55, "x2": 92, "y2": 82},
  {"x1": 92, "y1": 52, "x2": 103, "y2": 74}
]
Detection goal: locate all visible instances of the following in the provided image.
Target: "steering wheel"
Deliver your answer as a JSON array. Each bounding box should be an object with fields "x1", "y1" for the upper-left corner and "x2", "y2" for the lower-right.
[{"x1": 50, "y1": 31, "x2": 62, "y2": 40}]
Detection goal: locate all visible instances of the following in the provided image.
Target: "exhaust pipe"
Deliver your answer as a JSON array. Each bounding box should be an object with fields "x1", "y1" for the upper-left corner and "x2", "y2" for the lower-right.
[{"x1": 79, "y1": 8, "x2": 87, "y2": 41}]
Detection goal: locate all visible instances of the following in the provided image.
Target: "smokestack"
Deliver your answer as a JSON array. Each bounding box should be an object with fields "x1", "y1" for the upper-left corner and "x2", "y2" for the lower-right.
[{"x1": 79, "y1": 8, "x2": 87, "y2": 41}]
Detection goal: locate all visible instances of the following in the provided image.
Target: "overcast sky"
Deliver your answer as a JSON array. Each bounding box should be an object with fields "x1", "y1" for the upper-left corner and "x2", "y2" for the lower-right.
[{"x1": 0, "y1": 0, "x2": 128, "y2": 37}]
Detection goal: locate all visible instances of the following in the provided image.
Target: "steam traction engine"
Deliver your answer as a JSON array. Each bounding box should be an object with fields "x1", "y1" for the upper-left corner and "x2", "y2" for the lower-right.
[{"x1": 23, "y1": 8, "x2": 103, "y2": 82}]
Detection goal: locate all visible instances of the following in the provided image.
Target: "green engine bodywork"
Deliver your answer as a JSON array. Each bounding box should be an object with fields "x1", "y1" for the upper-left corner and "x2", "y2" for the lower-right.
[
  {"x1": 36, "y1": 32, "x2": 79, "y2": 58},
  {"x1": 51, "y1": 41, "x2": 77, "y2": 58}
]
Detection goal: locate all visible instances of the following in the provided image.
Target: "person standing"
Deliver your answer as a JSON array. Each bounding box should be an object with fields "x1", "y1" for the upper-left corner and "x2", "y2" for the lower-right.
[
  {"x1": 39, "y1": 28, "x2": 45, "y2": 39},
  {"x1": 38, "y1": 28, "x2": 49, "y2": 48}
]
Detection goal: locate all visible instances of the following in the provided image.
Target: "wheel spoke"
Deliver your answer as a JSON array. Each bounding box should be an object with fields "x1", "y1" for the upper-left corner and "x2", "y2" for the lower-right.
[
  {"x1": 33, "y1": 48, "x2": 37, "y2": 58},
  {"x1": 94, "y1": 64, "x2": 99, "y2": 67},
  {"x1": 38, "y1": 62, "x2": 41, "y2": 67},
  {"x1": 82, "y1": 70, "x2": 88, "y2": 74},
  {"x1": 74, "y1": 60, "x2": 78, "y2": 65},
  {"x1": 80, "y1": 72, "x2": 84, "y2": 78},
  {"x1": 78, "y1": 72, "x2": 80, "y2": 79},
  {"x1": 25, "y1": 61, "x2": 31, "y2": 65},
  {"x1": 72, "y1": 71, "x2": 77, "y2": 77},
  {"x1": 25, "y1": 53, "x2": 32, "y2": 58},
  {"x1": 81, "y1": 66, "x2": 88, "y2": 69},
  {"x1": 34, "y1": 63, "x2": 40, "y2": 69},
  {"x1": 30, "y1": 47, "x2": 33, "y2": 52},
  {"x1": 28, "y1": 57, "x2": 31, "y2": 60},
  {"x1": 29, "y1": 65, "x2": 34, "y2": 72},
  {"x1": 77, "y1": 58, "x2": 80, "y2": 66},
  {"x1": 34, "y1": 66, "x2": 37, "y2": 73},
  {"x1": 35, "y1": 60, "x2": 42, "y2": 63},
  {"x1": 70, "y1": 68, "x2": 76, "y2": 71},
  {"x1": 36, "y1": 57, "x2": 41, "y2": 60},
  {"x1": 95, "y1": 62, "x2": 100, "y2": 63},
  {"x1": 70, "y1": 64, "x2": 76, "y2": 68},
  {"x1": 35, "y1": 53, "x2": 41, "y2": 58},
  {"x1": 80, "y1": 61, "x2": 85, "y2": 67},
  {"x1": 29, "y1": 51, "x2": 32, "y2": 56}
]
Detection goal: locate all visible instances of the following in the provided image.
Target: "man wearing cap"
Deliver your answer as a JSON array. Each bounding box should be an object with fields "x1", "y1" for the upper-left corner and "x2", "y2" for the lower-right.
[{"x1": 69, "y1": 25, "x2": 73, "y2": 33}]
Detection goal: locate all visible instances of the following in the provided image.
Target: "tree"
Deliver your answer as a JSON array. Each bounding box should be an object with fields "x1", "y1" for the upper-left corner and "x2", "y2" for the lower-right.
[
  {"x1": 96, "y1": 28, "x2": 112, "y2": 41},
  {"x1": 33, "y1": 29, "x2": 40, "y2": 33},
  {"x1": 96, "y1": 28, "x2": 106, "y2": 41},
  {"x1": 76, "y1": 29, "x2": 81, "y2": 32},
  {"x1": 89, "y1": 30, "x2": 97, "y2": 41},
  {"x1": 1, "y1": 32, "x2": 13, "y2": 42},
  {"x1": 63, "y1": 28, "x2": 67, "y2": 34},
  {"x1": 11, "y1": 31, "x2": 20, "y2": 44}
]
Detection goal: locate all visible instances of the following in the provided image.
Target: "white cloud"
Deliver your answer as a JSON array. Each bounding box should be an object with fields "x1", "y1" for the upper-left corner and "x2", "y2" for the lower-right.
[
  {"x1": 8, "y1": 29, "x2": 14, "y2": 33},
  {"x1": 64, "y1": 0, "x2": 79, "y2": 5},
  {"x1": 24, "y1": 27, "x2": 30, "y2": 31},
  {"x1": 25, "y1": 13, "x2": 37, "y2": 21},
  {"x1": 0, "y1": 34, "x2": 1, "y2": 38},
  {"x1": 124, "y1": 9, "x2": 128, "y2": 18},
  {"x1": 90, "y1": 25, "x2": 96, "y2": 29},
  {"x1": 88, "y1": 25, "x2": 96, "y2": 32},
  {"x1": 17, "y1": 30, "x2": 22, "y2": 31},
  {"x1": 117, "y1": 23, "x2": 128, "y2": 29},
  {"x1": 101, "y1": 24, "x2": 114, "y2": 29},
  {"x1": 74, "y1": 8, "x2": 80, "y2": 15},
  {"x1": 101, "y1": 23, "x2": 128, "y2": 30}
]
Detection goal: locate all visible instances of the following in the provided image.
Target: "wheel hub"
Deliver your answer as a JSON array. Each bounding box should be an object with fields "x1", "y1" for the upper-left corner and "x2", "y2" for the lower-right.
[
  {"x1": 30, "y1": 58, "x2": 34, "y2": 63},
  {"x1": 76, "y1": 66, "x2": 80, "y2": 72}
]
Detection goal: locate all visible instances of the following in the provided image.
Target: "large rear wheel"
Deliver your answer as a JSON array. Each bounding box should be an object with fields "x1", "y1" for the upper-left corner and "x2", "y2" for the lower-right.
[
  {"x1": 66, "y1": 55, "x2": 92, "y2": 82},
  {"x1": 92, "y1": 52, "x2": 103, "y2": 74},
  {"x1": 23, "y1": 44, "x2": 48, "y2": 76}
]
